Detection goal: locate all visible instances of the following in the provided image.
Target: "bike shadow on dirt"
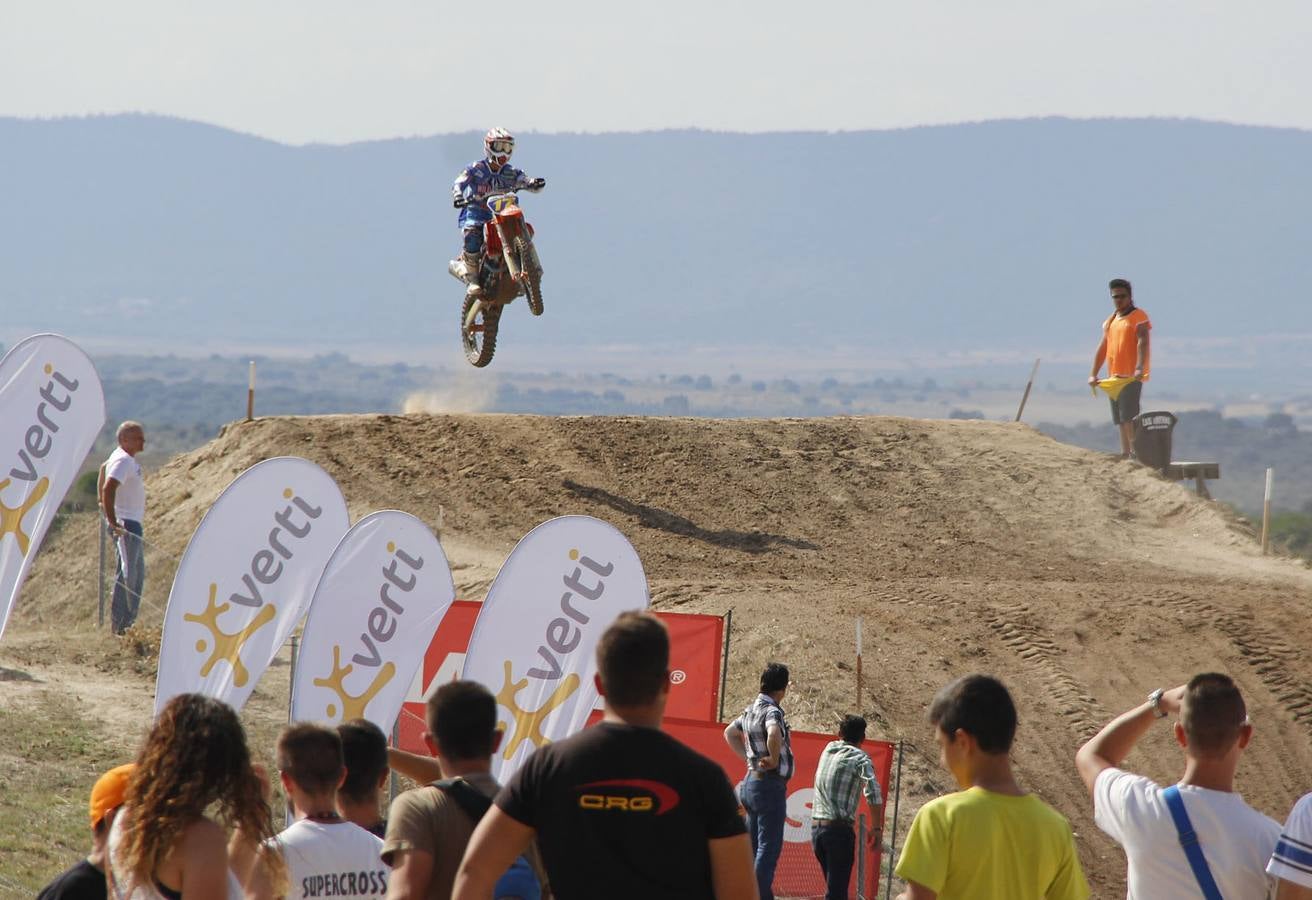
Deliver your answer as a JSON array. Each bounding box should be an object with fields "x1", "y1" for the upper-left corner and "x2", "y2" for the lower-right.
[{"x1": 561, "y1": 480, "x2": 819, "y2": 554}]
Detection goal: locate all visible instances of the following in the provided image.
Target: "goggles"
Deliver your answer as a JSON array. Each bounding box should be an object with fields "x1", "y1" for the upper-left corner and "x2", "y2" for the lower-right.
[{"x1": 489, "y1": 140, "x2": 513, "y2": 157}]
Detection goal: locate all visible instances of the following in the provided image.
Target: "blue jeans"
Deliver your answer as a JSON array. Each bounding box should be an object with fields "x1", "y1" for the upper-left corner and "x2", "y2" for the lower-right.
[
  {"x1": 812, "y1": 821, "x2": 855, "y2": 900},
  {"x1": 740, "y1": 774, "x2": 787, "y2": 900},
  {"x1": 111, "y1": 519, "x2": 144, "y2": 634}
]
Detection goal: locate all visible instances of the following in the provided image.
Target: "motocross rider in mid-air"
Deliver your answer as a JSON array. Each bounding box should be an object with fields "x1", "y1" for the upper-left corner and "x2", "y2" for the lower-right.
[{"x1": 451, "y1": 127, "x2": 545, "y2": 299}]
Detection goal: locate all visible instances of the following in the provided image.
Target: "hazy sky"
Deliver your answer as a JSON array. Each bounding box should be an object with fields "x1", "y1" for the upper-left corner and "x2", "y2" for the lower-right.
[{"x1": 3, "y1": 1, "x2": 1308, "y2": 144}]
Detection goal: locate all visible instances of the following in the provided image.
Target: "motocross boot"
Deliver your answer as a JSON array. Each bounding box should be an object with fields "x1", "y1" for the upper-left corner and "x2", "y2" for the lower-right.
[{"x1": 460, "y1": 251, "x2": 484, "y2": 297}]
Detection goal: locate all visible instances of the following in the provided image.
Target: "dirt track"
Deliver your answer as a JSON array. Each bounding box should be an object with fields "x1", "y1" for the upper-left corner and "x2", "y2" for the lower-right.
[{"x1": 6, "y1": 413, "x2": 1312, "y2": 895}]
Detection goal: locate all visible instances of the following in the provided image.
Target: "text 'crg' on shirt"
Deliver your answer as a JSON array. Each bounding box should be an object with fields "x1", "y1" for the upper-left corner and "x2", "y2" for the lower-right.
[{"x1": 496, "y1": 722, "x2": 746, "y2": 900}]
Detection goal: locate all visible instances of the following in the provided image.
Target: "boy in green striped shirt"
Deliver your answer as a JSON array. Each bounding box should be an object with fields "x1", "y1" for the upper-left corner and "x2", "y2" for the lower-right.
[{"x1": 811, "y1": 715, "x2": 883, "y2": 900}]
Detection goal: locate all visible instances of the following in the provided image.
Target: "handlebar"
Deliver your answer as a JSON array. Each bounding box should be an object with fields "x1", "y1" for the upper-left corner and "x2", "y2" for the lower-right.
[{"x1": 453, "y1": 180, "x2": 545, "y2": 209}]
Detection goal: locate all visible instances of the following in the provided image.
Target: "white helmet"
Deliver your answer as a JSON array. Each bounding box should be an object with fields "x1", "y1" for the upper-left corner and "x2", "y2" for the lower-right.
[{"x1": 484, "y1": 127, "x2": 514, "y2": 170}]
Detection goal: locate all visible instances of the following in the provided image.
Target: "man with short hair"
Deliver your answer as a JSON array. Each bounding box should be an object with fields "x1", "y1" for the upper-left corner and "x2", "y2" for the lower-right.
[
  {"x1": 897, "y1": 674, "x2": 1088, "y2": 900},
  {"x1": 724, "y1": 661, "x2": 793, "y2": 900},
  {"x1": 382, "y1": 680, "x2": 534, "y2": 900},
  {"x1": 1269, "y1": 791, "x2": 1312, "y2": 898},
  {"x1": 99, "y1": 421, "x2": 147, "y2": 634},
  {"x1": 37, "y1": 763, "x2": 135, "y2": 899},
  {"x1": 1088, "y1": 278, "x2": 1151, "y2": 459},
  {"x1": 1076, "y1": 673, "x2": 1280, "y2": 898},
  {"x1": 453, "y1": 611, "x2": 756, "y2": 900},
  {"x1": 337, "y1": 719, "x2": 390, "y2": 838},
  {"x1": 246, "y1": 723, "x2": 388, "y2": 899},
  {"x1": 811, "y1": 715, "x2": 883, "y2": 900}
]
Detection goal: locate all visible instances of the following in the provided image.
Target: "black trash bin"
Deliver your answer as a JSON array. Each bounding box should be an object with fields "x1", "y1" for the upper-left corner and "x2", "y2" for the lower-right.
[{"x1": 1133, "y1": 410, "x2": 1177, "y2": 470}]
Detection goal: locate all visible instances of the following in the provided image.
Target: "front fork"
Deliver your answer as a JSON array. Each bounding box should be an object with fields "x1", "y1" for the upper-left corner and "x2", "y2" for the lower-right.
[{"x1": 493, "y1": 219, "x2": 522, "y2": 282}]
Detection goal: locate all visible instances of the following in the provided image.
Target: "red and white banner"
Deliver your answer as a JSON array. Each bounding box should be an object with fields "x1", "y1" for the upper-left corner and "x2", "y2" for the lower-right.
[
  {"x1": 155, "y1": 457, "x2": 350, "y2": 714},
  {"x1": 660, "y1": 716, "x2": 895, "y2": 900},
  {"x1": 0, "y1": 334, "x2": 105, "y2": 641},
  {"x1": 396, "y1": 605, "x2": 723, "y2": 749},
  {"x1": 291, "y1": 510, "x2": 453, "y2": 734},
  {"x1": 460, "y1": 516, "x2": 649, "y2": 780},
  {"x1": 391, "y1": 591, "x2": 889, "y2": 897}
]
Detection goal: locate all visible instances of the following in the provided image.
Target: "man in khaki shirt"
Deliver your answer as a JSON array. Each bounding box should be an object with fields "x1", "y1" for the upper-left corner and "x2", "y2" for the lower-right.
[{"x1": 382, "y1": 681, "x2": 544, "y2": 899}]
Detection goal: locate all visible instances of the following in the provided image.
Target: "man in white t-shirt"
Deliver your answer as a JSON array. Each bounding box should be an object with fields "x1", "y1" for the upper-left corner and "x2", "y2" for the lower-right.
[
  {"x1": 1076, "y1": 673, "x2": 1280, "y2": 899},
  {"x1": 238, "y1": 723, "x2": 388, "y2": 899},
  {"x1": 1269, "y1": 791, "x2": 1312, "y2": 898},
  {"x1": 99, "y1": 421, "x2": 146, "y2": 634}
]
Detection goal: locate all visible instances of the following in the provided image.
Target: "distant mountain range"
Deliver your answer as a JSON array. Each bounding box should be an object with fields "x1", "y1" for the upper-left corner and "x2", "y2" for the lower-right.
[{"x1": 4, "y1": 115, "x2": 1312, "y2": 376}]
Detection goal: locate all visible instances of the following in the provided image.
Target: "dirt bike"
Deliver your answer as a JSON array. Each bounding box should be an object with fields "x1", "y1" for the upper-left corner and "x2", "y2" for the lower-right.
[{"x1": 450, "y1": 185, "x2": 545, "y2": 367}]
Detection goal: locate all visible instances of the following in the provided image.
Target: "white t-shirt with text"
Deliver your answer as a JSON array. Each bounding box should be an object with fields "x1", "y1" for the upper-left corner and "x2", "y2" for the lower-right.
[
  {"x1": 104, "y1": 446, "x2": 145, "y2": 522},
  {"x1": 272, "y1": 818, "x2": 388, "y2": 899},
  {"x1": 1268, "y1": 791, "x2": 1312, "y2": 888},
  {"x1": 1094, "y1": 767, "x2": 1280, "y2": 899}
]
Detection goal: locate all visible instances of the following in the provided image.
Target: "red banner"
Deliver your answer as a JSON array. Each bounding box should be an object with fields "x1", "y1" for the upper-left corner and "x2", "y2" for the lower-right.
[
  {"x1": 396, "y1": 603, "x2": 724, "y2": 751},
  {"x1": 661, "y1": 716, "x2": 895, "y2": 900},
  {"x1": 658, "y1": 610, "x2": 724, "y2": 721}
]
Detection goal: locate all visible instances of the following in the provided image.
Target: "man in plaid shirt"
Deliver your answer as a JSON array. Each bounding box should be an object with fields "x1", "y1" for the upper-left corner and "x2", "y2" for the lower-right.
[
  {"x1": 811, "y1": 715, "x2": 884, "y2": 900},
  {"x1": 724, "y1": 661, "x2": 793, "y2": 900}
]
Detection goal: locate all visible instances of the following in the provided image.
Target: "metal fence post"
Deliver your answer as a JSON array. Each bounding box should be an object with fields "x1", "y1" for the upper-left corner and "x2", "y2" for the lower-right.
[
  {"x1": 97, "y1": 517, "x2": 106, "y2": 628},
  {"x1": 857, "y1": 816, "x2": 867, "y2": 898},
  {"x1": 717, "y1": 608, "x2": 733, "y2": 721},
  {"x1": 287, "y1": 635, "x2": 300, "y2": 722},
  {"x1": 390, "y1": 717, "x2": 401, "y2": 807},
  {"x1": 885, "y1": 740, "x2": 905, "y2": 900}
]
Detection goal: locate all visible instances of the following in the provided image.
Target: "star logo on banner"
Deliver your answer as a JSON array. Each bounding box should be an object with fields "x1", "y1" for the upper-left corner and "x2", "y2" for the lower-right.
[
  {"x1": 0, "y1": 477, "x2": 49, "y2": 556},
  {"x1": 313, "y1": 645, "x2": 396, "y2": 721},
  {"x1": 495, "y1": 660, "x2": 580, "y2": 760},
  {"x1": 184, "y1": 583, "x2": 276, "y2": 687}
]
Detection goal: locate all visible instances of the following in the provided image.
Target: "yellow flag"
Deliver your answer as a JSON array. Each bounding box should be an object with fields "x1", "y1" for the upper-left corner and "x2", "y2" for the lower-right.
[{"x1": 1095, "y1": 376, "x2": 1138, "y2": 400}]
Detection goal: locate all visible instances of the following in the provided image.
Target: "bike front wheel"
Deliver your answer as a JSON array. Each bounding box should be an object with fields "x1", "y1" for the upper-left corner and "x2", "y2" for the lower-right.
[
  {"x1": 515, "y1": 237, "x2": 544, "y2": 316},
  {"x1": 461, "y1": 296, "x2": 501, "y2": 367}
]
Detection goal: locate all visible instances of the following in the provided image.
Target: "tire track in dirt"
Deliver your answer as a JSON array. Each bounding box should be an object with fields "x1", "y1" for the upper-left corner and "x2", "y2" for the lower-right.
[
  {"x1": 974, "y1": 602, "x2": 1105, "y2": 740},
  {"x1": 864, "y1": 584, "x2": 1105, "y2": 739},
  {"x1": 1152, "y1": 588, "x2": 1312, "y2": 734}
]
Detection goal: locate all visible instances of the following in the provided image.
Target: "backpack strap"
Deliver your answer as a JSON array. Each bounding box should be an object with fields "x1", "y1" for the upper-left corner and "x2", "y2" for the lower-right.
[
  {"x1": 1162, "y1": 785, "x2": 1225, "y2": 900},
  {"x1": 434, "y1": 777, "x2": 494, "y2": 824}
]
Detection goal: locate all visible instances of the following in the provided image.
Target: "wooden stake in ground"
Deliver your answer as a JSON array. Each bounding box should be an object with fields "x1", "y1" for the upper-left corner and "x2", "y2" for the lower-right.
[
  {"x1": 1014, "y1": 358, "x2": 1041, "y2": 422},
  {"x1": 1262, "y1": 467, "x2": 1274, "y2": 555},
  {"x1": 247, "y1": 360, "x2": 256, "y2": 421},
  {"x1": 856, "y1": 616, "x2": 863, "y2": 711}
]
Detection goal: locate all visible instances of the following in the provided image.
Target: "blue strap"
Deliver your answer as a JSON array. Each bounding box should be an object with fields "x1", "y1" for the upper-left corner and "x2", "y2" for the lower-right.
[{"x1": 1162, "y1": 785, "x2": 1225, "y2": 900}]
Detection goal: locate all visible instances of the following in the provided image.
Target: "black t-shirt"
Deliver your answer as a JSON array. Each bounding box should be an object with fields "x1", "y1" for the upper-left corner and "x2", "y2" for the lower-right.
[
  {"x1": 37, "y1": 859, "x2": 107, "y2": 900},
  {"x1": 496, "y1": 722, "x2": 747, "y2": 900}
]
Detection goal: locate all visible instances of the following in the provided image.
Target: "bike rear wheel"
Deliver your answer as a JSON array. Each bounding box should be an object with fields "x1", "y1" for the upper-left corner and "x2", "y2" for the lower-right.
[
  {"x1": 515, "y1": 237, "x2": 544, "y2": 316},
  {"x1": 461, "y1": 296, "x2": 501, "y2": 367}
]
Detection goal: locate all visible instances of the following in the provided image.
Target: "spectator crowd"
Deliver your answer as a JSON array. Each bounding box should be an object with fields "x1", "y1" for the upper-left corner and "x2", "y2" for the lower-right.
[{"x1": 36, "y1": 610, "x2": 1312, "y2": 900}]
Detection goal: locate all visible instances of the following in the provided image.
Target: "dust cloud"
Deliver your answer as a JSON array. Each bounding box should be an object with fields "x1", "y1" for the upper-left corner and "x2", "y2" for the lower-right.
[{"x1": 402, "y1": 373, "x2": 498, "y2": 414}]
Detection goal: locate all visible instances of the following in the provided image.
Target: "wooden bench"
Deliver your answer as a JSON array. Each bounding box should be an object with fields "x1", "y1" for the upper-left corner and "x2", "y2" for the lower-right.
[{"x1": 1163, "y1": 461, "x2": 1221, "y2": 499}]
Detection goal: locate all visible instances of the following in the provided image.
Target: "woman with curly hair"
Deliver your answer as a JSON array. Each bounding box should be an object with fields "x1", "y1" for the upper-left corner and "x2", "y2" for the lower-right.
[{"x1": 108, "y1": 693, "x2": 284, "y2": 899}]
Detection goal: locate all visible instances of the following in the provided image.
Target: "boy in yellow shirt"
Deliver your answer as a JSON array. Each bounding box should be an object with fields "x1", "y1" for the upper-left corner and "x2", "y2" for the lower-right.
[{"x1": 895, "y1": 675, "x2": 1089, "y2": 900}]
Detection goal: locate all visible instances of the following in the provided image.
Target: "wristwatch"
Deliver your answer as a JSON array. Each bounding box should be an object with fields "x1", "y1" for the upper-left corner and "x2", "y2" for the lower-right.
[{"x1": 1147, "y1": 688, "x2": 1167, "y2": 719}]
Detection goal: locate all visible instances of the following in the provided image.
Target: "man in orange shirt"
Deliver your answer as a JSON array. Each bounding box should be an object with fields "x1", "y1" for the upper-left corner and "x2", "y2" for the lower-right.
[{"x1": 1089, "y1": 278, "x2": 1152, "y2": 458}]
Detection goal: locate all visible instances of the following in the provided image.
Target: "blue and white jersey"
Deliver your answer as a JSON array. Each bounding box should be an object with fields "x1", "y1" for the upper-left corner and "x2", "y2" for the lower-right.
[{"x1": 454, "y1": 159, "x2": 534, "y2": 228}]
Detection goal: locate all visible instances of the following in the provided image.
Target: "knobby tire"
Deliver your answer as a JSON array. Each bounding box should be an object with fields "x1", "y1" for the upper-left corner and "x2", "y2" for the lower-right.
[
  {"x1": 461, "y1": 294, "x2": 501, "y2": 367},
  {"x1": 515, "y1": 237, "x2": 544, "y2": 316}
]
